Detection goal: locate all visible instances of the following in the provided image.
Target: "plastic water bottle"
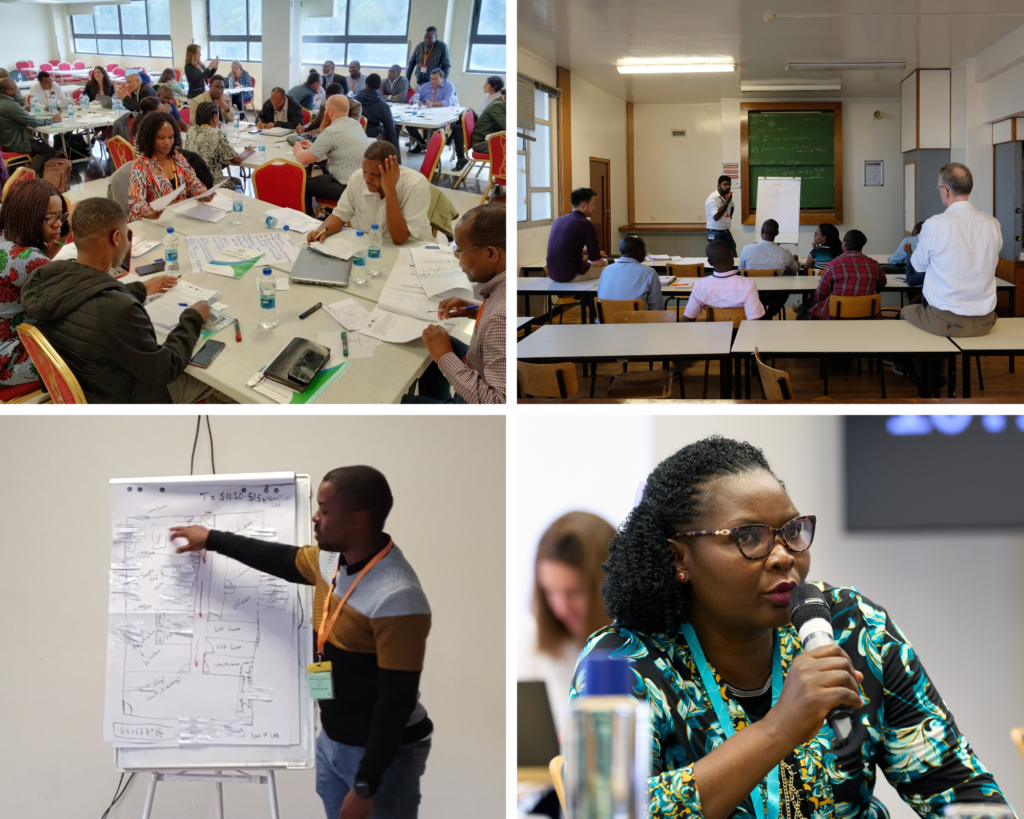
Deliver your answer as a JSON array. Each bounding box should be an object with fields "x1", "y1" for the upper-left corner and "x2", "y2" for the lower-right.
[
  {"x1": 233, "y1": 118, "x2": 239, "y2": 130},
  {"x1": 566, "y1": 655, "x2": 651, "y2": 819},
  {"x1": 164, "y1": 227, "x2": 179, "y2": 271},
  {"x1": 351, "y1": 231, "x2": 367, "y2": 283},
  {"x1": 367, "y1": 224, "x2": 381, "y2": 277},
  {"x1": 259, "y1": 267, "x2": 278, "y2": 328},
  {"x1": 69, "y1": 105, "x2": 75, "y2": 121},
  {"x1": 82, "y1": 93, "x2": 89, "y2": 107},
  {"x1": 264, "y1": 214, "x2": 278, "y2": 229},
  {"x1": 258, "y1": 142, "x2": 265, "y2": 158}
]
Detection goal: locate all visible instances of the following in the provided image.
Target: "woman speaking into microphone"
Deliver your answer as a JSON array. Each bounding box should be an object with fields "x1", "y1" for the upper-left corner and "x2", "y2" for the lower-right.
[{"x1": 570, "y1": 436, "x2": 1012, "y2": 819}]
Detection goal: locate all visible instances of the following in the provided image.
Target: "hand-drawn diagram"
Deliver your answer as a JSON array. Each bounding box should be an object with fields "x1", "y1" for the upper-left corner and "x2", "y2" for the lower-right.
[{"x1": 104, "y1": 476, "x2": 300, "y2": 748}]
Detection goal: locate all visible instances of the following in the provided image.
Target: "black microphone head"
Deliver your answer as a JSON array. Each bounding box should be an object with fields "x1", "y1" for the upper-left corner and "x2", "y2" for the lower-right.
[{"x1": 789, "y1": 583, "x2": 832, "y2": 630}]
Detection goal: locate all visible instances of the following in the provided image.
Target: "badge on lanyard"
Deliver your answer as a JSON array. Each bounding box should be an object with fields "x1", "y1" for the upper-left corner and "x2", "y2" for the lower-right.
[{"x1": 306, "y1": 661, "x2": 334, "y2": 700}]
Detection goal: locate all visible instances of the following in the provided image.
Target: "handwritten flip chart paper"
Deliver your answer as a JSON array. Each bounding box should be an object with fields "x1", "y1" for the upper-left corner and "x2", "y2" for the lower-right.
[
  {"x1": 409, "y1": 246, "x2": 474, "y2": 299},
  {"x1": 324, "y1": 299, "x2": 372, "y2": 331},
  {"x1": 386, "y1": 249, "x2": 429, "y2": 294},
  {"x1": 105, "y1": 474, "x2": 301, "y2": 747},
  {"x1": 186, "y1": 234, "x2": 300, "y2": 271},
  {"x1": 753, "y1": 177, "x2": 801, "y2": 244}
]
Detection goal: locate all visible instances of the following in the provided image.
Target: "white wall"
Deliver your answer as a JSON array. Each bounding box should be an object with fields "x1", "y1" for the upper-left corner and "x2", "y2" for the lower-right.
[
  {"x1": 517, "y1": 414, "x2": 1024, "y2": 819},
  {"x1": 0, "y1": 415, "x2": 505, "y2": 819},
  {"x1": 0, "y1": 3, "x2": 57, "y2": 70}
]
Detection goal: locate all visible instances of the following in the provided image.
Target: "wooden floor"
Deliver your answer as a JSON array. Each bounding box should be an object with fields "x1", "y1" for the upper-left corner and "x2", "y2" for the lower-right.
[{"x1": 516, "y1": 303, "x2": 1024, "y2": 402}]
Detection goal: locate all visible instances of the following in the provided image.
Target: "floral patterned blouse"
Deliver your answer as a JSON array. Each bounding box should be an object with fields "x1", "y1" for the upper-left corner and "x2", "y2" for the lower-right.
[
  {"x1": 184, "y1": 125, "x2": 238, "y2": 180},
  {"x1": 0, "y1": 235, "x2": 47, "y2": 386},
  {"x1": 127, "y1": 151, "x2": 206, "y2": 223},
  {"x1": 570, "y1": 584, "x2": 1014, "y2": 819}
]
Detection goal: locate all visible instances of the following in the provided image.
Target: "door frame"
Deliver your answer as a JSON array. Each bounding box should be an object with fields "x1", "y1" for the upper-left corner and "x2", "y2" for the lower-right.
[{"x1": 589, "y1": 156, "x2": 612, "y2": 253}]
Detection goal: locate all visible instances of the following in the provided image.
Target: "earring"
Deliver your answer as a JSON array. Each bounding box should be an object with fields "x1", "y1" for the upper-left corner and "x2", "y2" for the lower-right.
[{"x1": 677, "y1": 571, "x2": 686, "y2": 581}]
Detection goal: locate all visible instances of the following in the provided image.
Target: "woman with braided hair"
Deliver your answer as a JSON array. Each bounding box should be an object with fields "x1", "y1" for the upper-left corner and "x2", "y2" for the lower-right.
[{"x1": 570, "y1": 436, "x2": 1012, "y2": 819}]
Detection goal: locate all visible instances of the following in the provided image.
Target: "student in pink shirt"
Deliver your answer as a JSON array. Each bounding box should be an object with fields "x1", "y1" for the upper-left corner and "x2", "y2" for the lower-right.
[{"x1": 681, "y1": 241, "x2": 766, "y2": 322}]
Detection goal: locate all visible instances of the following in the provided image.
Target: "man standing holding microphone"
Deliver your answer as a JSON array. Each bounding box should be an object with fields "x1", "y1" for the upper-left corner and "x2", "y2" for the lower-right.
[{"x1": 706, "y1": 175, "x2": 737, "y2": 258}]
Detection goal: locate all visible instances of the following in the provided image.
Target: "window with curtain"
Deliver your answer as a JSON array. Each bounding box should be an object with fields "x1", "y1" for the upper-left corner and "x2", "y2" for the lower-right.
[
  {"x1": 468, "y1": 0, "x2": 505, "y2": 74},
  {"x1": 300, "y1": 0, "x2": 411, "y2": 69},
  {"x1": 518, "y1": 86, "x2": 555, "y2": 228},
  {"x1": 208, "y1": 0, "x2": 263, "y2": 62},
  {"x1": 71, "y1": 1, "x2": 172, "y2": 58}
]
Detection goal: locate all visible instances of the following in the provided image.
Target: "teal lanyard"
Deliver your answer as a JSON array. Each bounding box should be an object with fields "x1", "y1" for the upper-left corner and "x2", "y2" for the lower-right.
[{"x1": 680, "y1": 622, "x2": 782, "y2": 819}]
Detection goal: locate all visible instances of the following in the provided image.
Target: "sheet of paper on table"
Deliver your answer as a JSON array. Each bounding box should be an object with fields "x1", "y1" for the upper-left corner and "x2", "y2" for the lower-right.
[
  {"x1": 324, "y1": 298, "x2": 372, "y2": 331},
  {"x1": 385, "y1": 249, "x2": 426, "y2": 294},
  {"x1": 145, "y1": 281, "x2": 220, "y2": 332},
  {"x1": 201, "y1": 246, "x2": 266, "y2": 278},
  {"x1": 132, "y1": 238, "x2": 160, "y2": 257},
  {"x1": 186, "y1": 233, "x2": 300, "y2": 270},
  {"x1": 316, "y1": 330, "x2": 381, "y2": 359},
  {"x1": 262, "y1": 127, "x2": 295, "y2": 137},
  {"x1": 309, "y1": 239, "x2": 355, "y2": 262},
  {"x1": 359, "y1": 308, "x2": 455, "y2": 344},
  {"x1": 175, "y1": 200, "x2": 229, "y2": 223},
  {"x1": 409, "y1": 246, "x2": 474, "y2": 299}
]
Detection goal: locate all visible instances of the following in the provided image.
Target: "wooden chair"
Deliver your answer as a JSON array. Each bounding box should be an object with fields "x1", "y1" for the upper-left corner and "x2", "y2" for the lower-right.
[
  {"x1": 754, "y1": 347, "x2": 794, "y2": 400},
  {"x1": 667, "y1": 262, "x2": 704, "y2": 278},
  {"x1": 419, "y1": 131, "x2": 444, "y2": 183},
  {"x1": 827, "y1": 293, "x2": 885, "y2": 397},
  {"x1": 517, "y1": 361, "x2": 578, "y2": 399},
  {"x1": 16, "y1": 324, "x2": 87, "y2": 403},
  {"x1": 313, "y1": 198, "x2": 339, "y2": 220},
  {"x1": 252, "y1": 159, "x2": 307, "y2": 211},
  {"x1": 596, "y1": 298, "x2": 643, "y2": 324},
  {"x1": 480, "y1": 131, "x2": 506, "y2": 203},
  {"x1": 615, "y1": 310, "x2": 675, "y2": 324},
  {"x1": 549, "y1": 755, "x2": 567, "y2": 817},
  {"x1": 107, "y1": 136, "x2": 136, "y2": 170},
  {"x1": 2, "y1": 167, "x2": 35, "y2": 203},
  {"x1": 541, "y1": 266, "x2": 581, "y2": 324},
  {"x1": 701, "y1": 306, "x2": 746, "y2": 398},
  {"x1": 741, "y1": 267, "x2": 788, "y2": 319},
  {"x1": 605, "y1": 309, "x2": 683, "y2": 398}
]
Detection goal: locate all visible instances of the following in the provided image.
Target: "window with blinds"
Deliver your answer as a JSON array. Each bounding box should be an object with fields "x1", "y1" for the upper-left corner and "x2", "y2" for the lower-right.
[{"x1": 517, "y1": 75, "x2": 560, "y2": 228}]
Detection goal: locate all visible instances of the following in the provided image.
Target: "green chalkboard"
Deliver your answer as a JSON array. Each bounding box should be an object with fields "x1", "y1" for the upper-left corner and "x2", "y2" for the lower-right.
[
  {"x1": 750, "y1": 166, "x2": 836, "y2": 210},
  {"x1": 748, "y1": 112, "x2": 835, "y2": 166}
]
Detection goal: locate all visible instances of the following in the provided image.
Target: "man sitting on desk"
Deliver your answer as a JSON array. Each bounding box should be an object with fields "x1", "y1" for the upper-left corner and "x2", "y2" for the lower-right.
[
  {"x1": 169, "y1": 466, "x2": 433, "y2": 819},
  {"x1": 596, "y1": 235, "x2": 664, "y2": 313},
  {"x1": 0, "y1": 78, "x2": 59, "y2": 174},
  {"x1": 739, "y1": 218, "x2": 799, "y2": 319},
  {"x1": 405, "y1": 204, "x2": 506, "y2": 404},
  {"x1": 406, "y1": 68, "x2": 457, "y2": 155},
  {"x1": 545, "y1": 187, "x2": 609, "y2": 283},
  {"x1": 796, "y1": 229, "x2": 886, "y2": 320},
  {"x1": 292, "y1": 96, "x2": 368, "y2": 217},
  {"x1": 307, "y1": 141, "x2": 433, "y2": 246},
  {"x1": 256, "y1": 87, "x2": 302, "y2": 131},
  {"x1": 20, "y1": 198, "x2": 222, "y2": 404},
  {"x1": 681, "y1": 240, "x2": 765, "y2": 322}
]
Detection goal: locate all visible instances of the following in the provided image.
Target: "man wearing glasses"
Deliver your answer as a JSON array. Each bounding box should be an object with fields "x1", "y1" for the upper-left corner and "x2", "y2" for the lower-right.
[
  {"x1": 403, "y1": 204, "x2": 506, "y2": 404},
  {"x1": 900, "y1": 163, "x2": 1001, "y2": 395}
]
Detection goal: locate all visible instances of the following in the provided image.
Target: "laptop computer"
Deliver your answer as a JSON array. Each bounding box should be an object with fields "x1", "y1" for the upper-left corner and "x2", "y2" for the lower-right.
[
  {"x1": 289, "y1": 246, "x2": 351, "y2": 287},
  {"x1": 517, "y1": 680, "x2": 562, "y2": 768},
  {"x1": 94, "y1": 95, "x2": 113, "y2": 109}
]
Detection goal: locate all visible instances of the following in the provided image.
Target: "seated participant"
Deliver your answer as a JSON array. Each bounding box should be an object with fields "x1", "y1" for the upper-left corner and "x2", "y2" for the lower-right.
[
  {"x1": 287, "y1": 70, "x2": 321, "y2": 113},
  {"x1": 116, "y1": 73, "x2": 155, "y2": 112},
  {"x1": 0, "y1": 178, "x2": 67, "y2": 389},
  {"x1": 256, "y1": 87, "x2": 302, "y2": 131},
  {"x1": 297, "y1": 82, "x2": 344, "y2": 136},
  {"x1": 320, "y1": 60, "x2": 340, "y2": 91},
  {"x1": 381, "y1": 65, "x2": 408, "y2": 103},
  {"x1": 20, "y1": 198, "x2": 219, "y2": 404},
  {"x1": 84, "y1": 65, "x2": 116, "y2": 101},
  {"x1": 468, "y1": 77, "x2": 505, "y2": 154},
  {"x1": 307, "y1": 142, "x2": 432, "y2": 246},
  {"x1": 682, "y1": 240, "x2": 765, "y2": 322},
  {"x1": 739, "y1": 218, "x2": 799, "y2": 319},
  {"x1": 29, "y1": 71, "x2": 63, "y2": 110},
  {"x1": 157, "y1": 68, "x2": 187, "y2": 98},
  {"x1": 797, "y1": 229, "x2": 886, "y2": 320},
  {"x1": 596, "y1": 235, "x2": 664, "y2": 313},
  {"x1": 190, "y1": 75, "x2": 235, "y2": 123},
  {"x1": 888, "y1": 220, "x2": 923, "y2": 265},
  {"x1": 406, "y1": 204, "x2": 506, "y2": 404},
  {"x1": 0, "y1": 78, "x2": 59, "y2": 174},
  {"x1": 353, "y1": 73, "x2": 400, "y2": 155},
  {"x1": 135, "y1": 99, "x2": 216, "y2": 189},
  {"x1": 347, "y1": 61, "x2": 366, "y2": 94},
  {"x1": 184, "y1": 102, "x2": 254, "y2": 186},
  {"x1": 0, "y1": 68, "x2": 29, "y2": 109},
  {"x1": 224, "y1": 61, "x2": 253, "y2": 113},
  {"x1": 804, "y1": 223, "x2": 843, "y2": 273},
  {"x1": 576, "y1": 435, "x2": 1014, "y2": 819},
  {"x1": 292, "y1": 96, "x2": 366, "y2": 215},
  {"x1": 128, "y1": 112, "x2": 210, "y2": 222},
  {"x1": 156, "y1": 84, "x2": 189, "y2": 132},
  {"x1": 407, "y1": 69, "x2": 457, "y2": 155},
  {"x1": 545, "y1": 187, "x2": 609, "y2": 282}
]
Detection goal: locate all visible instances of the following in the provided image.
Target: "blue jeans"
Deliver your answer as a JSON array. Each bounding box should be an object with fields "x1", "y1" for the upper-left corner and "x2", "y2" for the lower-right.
[
  {"x1": 706, "y1": 228, "x2": 737, "y2": 257},
  {"x1": 315, "y1": 731, "x2": 431, "y2": 819},
  {"x1": 401, "y1": 337, "x2": 470, "y2": 404}
]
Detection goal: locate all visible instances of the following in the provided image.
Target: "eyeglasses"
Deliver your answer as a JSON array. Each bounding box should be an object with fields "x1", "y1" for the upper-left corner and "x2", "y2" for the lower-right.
[
  {"x1": 44, "y1": 212, "x2": 68, "y2": 227},
  {"x1": 936, "y1": 185, "x2": 948, "y2": 191},
  {"x1": 451, "y1": 244, "x2": 485, "y2": 257},
  {"x1": 673, "y1": 515, "x2": 816, "y2": 560}
]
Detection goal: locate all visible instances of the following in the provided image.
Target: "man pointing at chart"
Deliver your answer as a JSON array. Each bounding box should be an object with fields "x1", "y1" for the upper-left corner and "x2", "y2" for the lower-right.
[{"x1": 170, "y1": 466, "x2": 432, "y2": 819}]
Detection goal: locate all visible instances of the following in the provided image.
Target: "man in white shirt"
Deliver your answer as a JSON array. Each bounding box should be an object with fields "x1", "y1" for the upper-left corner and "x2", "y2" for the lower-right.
[
  {"x1": 738, "y1": 218, "x2": 799, "y2": 319},
  {"x1": 307, "y1": 141, "x2": 432, "y2": 246},
  {"x1": 292, "y1": 95, "x2": 367, "y2": 215},
  {"x1": 682, "y1": 240, "x2": 765, "y2": 322},
  {"x1": 705, "y1": 175, "x2": 737, "y2": 257}
]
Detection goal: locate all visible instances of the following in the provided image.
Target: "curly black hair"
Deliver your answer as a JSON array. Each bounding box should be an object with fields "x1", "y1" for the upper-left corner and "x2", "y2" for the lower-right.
[
  {"x1": 602, "y1": 435, "x2": 780, "y2": 635},
  {"x1": 134, "y1": 111, "x2": 181, "y2": 158}
]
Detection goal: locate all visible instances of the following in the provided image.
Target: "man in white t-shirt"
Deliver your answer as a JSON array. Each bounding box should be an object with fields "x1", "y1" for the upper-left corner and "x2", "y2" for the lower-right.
[
  {"x1": 682, "y1": 240, "x2": 765, "y2": 322},
  {"x1": 307, "y1": 141, "x2": 433, "y2": 245},
  {"x1": 705, "y1": 175, "x2": 737, "y2": 257}
]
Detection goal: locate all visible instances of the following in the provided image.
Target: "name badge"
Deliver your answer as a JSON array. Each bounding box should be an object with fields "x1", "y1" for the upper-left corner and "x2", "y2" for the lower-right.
[
  {"x1": 306, "y1": 661, "x2": 334, "y2": 700},
  {"x1": 421, "y1": 64, "x2": 429, "y2": 72}
]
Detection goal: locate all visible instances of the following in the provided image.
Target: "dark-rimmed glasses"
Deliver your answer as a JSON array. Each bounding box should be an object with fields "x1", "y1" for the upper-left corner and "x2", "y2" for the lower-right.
[
  {"x1": 44, "y1": 212, "x2": 69, "y2": 227},
  {"x1": 672, "y1": 515, "x2": 816, "y2": 560}
]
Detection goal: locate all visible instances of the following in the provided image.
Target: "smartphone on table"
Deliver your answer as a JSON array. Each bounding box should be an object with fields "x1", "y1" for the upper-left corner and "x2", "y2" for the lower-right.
[{"x1": 189, "y1": 340, "x2": 225, "y2": 368}]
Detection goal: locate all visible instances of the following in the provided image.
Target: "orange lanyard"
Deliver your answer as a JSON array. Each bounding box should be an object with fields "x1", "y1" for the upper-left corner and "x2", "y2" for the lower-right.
[
  {"x1": 474, "y1": 297, "x2": 488, "y2": 328},
  {"x1": 316, "y1": 541, "x2": 393, "y2": 657}
]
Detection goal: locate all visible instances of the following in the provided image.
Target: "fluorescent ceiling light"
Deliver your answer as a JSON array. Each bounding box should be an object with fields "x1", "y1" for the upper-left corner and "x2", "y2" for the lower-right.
[
  {"x1": 741, "y1": 81, "x2": 841, "y2": 92},
  {"x1": 617, "y1": 63, "x2": 735, "y2": 74},
  {"x1": 786, "y1": 61, "x2": 905, "y2": 71}
]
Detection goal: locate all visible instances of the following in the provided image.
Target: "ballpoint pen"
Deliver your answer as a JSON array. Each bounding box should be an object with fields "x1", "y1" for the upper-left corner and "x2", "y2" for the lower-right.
[{"x1": 299, "y1": 302, "x2": 323, "y2": 319}]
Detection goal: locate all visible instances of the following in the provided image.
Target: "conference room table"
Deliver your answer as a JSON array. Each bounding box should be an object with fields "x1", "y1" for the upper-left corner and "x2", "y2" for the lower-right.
[
  {"x1": 33, "y1": 106, "x2": 122, "y2": 163},
  {"x1": 123, "y1": 192, "x2": 472, "y2": 404},
  {"x1": 950, "y1": 321, "x2": 1024, "y2": 398},
  {"x1": 730, "y1": 320, "x2": 960, "y2": 399},
  {"x1": 516, "y1": 322, "x2": 736, "y2": 398},
  {"x1": 516, "y1": 278, "x2": 599, "y2": 324},
  {"x1": 217, "y1": 124, "x2": 377, "y2": 170}
]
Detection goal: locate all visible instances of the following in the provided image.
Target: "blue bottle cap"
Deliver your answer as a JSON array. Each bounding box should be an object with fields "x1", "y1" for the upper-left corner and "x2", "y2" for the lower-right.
[
  {"x1": 371, "y1": 224, "x2": 379, "y2": 230},
  {"x1": 356, "y1": 230, "x2": 364, "y2": 236},
  {"x1": 581, "y1": 655, "x2": 633, "y2": 696},
  {"x1": 166, "y1": 227, "x2": 174, "y2": 233},
  {"x1": 263, "y1": 267, "x2": 272, "y2": 274}
]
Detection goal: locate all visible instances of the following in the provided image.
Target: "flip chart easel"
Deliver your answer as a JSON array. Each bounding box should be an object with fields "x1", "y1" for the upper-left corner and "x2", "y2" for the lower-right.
[{"x1": 754, "y1": 177, "x2": 802, "y2": 245}]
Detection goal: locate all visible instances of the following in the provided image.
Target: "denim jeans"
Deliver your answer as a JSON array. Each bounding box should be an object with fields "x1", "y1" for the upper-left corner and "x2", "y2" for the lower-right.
[
  {"x1": 401, "y1": 337, "x2": 470, "y2": 404},
  {"x1": 315, "y1": 731, "x2": 431, "y2": 819},
  {"x1": 706, "y1": 228, "x2": 737, "y2": 257}
]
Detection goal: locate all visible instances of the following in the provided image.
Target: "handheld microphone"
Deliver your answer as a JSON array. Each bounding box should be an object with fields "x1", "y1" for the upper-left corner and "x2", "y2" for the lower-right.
[{"x1": 788, "y1": 584, "x2": 854, "y2": 747}]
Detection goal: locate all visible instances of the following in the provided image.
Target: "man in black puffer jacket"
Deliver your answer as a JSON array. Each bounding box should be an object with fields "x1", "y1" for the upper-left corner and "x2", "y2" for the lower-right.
[
  {"x1": 21, "y1": 197, "x2": 217, "y2": 403},
  {"x1": 354, "y1": 73, "x2": 401, "y2": 160}
]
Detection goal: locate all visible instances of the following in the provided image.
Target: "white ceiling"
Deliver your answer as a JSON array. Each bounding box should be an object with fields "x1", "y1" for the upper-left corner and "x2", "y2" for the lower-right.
[{"x1": 518, "y1": 0, "x2": 1024, "y2": 104}]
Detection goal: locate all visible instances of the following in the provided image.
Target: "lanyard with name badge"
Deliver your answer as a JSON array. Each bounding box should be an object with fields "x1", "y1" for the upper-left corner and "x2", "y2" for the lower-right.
[
  {"x1": 680, "y1": 621, "x2": 783, "y2": 819},
  {"x1": 306, "y1": 541, "x2": 394, "y2": 700}
]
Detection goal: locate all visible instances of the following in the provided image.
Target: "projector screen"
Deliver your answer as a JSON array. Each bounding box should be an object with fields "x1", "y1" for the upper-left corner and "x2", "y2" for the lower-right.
[{"x1": 844, "y1": 415, "x2": 1024, "y2": 531}]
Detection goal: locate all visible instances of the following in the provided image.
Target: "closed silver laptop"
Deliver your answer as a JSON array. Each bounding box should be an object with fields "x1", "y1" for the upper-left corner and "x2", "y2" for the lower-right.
[{"x1": 289, "y1": 246, "x2": 351, "y2": 287}]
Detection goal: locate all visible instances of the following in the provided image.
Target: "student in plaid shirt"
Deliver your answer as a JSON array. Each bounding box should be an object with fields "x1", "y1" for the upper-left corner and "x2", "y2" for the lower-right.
[
  {"x1": 796, "y1": 229, "x2": 886, "y2": 320},
  {"x1": 403, "y1": 204, "x2": 506, "y2": 404}
]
